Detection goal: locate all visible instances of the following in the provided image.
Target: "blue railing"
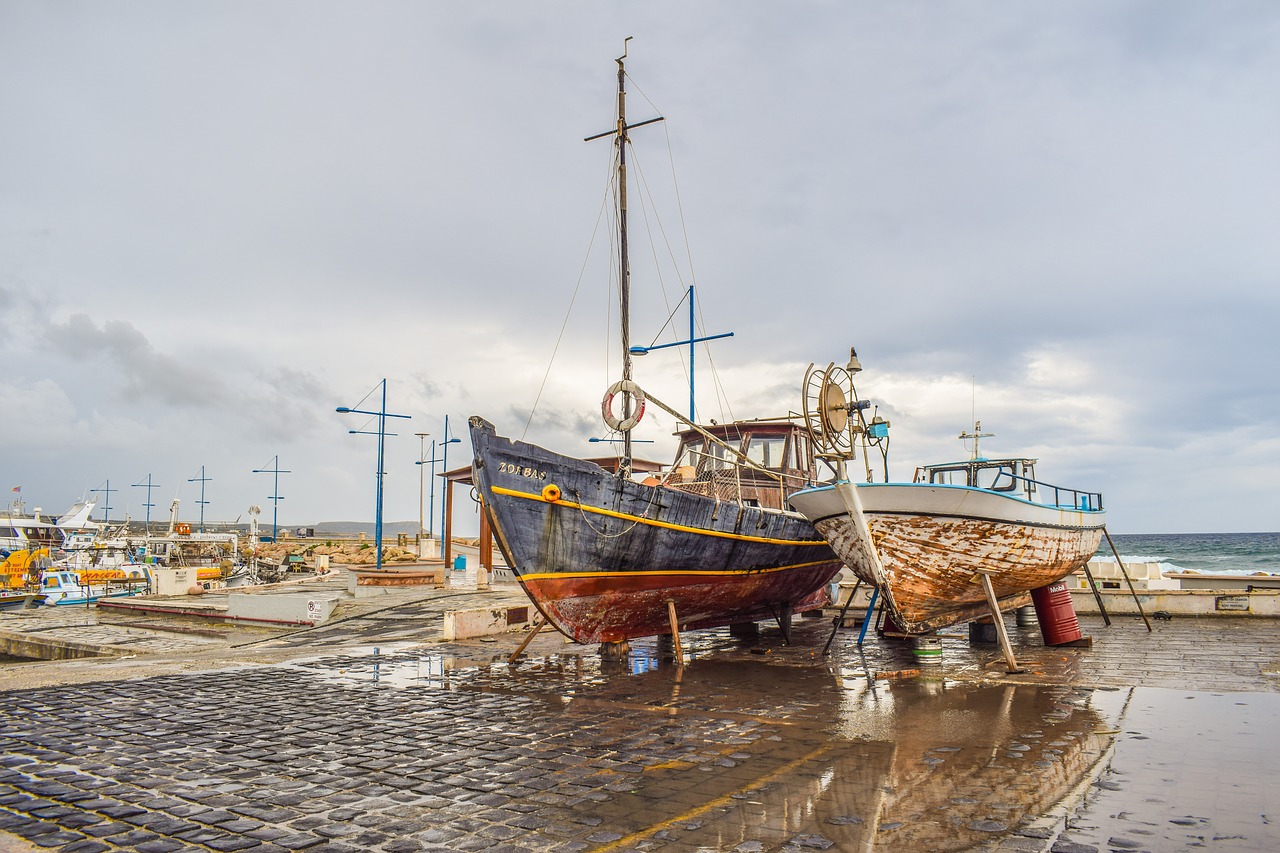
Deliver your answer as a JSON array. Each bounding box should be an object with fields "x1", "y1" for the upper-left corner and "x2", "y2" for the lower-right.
[{"x1": 989, "y1": 468, "x2": 1104, "y2": 512}]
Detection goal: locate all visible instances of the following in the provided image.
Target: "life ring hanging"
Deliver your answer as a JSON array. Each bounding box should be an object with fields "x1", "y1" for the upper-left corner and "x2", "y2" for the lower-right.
[{"x1": 601, "y1": 380, "x2": 647, "y2": 432}]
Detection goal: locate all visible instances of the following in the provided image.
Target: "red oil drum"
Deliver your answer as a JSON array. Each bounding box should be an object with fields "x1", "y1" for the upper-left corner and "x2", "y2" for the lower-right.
[{"x1": 1031, "y1": 580, "x2": 1083, "y2": 645}]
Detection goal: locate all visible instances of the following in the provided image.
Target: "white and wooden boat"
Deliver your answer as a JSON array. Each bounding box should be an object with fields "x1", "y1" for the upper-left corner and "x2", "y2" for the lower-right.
[{"x1": 787, "y1": 354, "x2": 1105, "y2": 634}]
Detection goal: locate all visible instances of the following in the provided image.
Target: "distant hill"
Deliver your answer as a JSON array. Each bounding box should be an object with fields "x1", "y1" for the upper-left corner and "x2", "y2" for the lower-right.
[{"x1": 306, "y1": 520, "x2": 422, "y2": 536}]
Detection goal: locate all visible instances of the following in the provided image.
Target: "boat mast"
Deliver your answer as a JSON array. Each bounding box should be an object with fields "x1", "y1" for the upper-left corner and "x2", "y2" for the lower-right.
[
  {"x1": 616, "y1": 40, "x2": 634, "y2": 474},
  {"x1": 585, "y1": 38, "x2": 664, "y2": 477}
]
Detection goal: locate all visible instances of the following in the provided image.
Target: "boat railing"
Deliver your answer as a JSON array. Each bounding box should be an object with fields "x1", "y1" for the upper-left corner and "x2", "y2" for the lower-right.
[
  {"x1": 990, "y1": 469, "x2": 1104, "y2": 511},
  {"x1": 660, "y1": 447, "x2": 811, "y2": 508}
]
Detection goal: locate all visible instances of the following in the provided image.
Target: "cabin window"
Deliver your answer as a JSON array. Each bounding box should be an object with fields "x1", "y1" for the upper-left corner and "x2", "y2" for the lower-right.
[
  {"x1": 0, "y1": 526, "x2": 15, "y2": 538},
  {"x1": 703, "y1": 441, "x2": 737, "y2": 473},
  {"x1": 977, "y1": 466, "x2": 1017, "y2": 492},
  {"x1": 44, "y1": 577, "x2": 60, "y2": 589},
  {"x1": 745, "y1": 436, "x2": 788, "y2": 469},
  {"x1": 671, "y1": 440, "x2": 703, "y2": 472},
  {"x1": 929, "y1": 467, "x2": 968, "y2": 486}
]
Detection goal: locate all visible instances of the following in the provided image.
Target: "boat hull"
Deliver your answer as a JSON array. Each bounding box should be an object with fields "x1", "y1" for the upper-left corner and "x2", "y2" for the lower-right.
[
  {"x1": 789, "y1": 482, "x2": 1105, "y2": 633},
  {"x1": 470, "y1": 417, "x2": 844, "y2": 644}
]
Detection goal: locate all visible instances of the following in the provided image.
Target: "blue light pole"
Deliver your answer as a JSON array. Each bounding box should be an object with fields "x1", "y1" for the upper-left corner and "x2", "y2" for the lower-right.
[
  {"x1": 629, "y1": 285, "x2": 733, "y2": 421},
  {"x1": 251, "y1": 456, "x2": 290, "y2": 543},
  {"x1": 90, "y1": 480, "x2": 116, "y2": 526},
  {"x1": 188, "y1": 466, "x2": 212, "y2": 532},
  {"x1": 437, "y1": 415, "x2": 461, "y2": 552},
  {"x1": 132, "y1": 474, "x2": 160, "y2": 533},
  {"x1": 415, "y1": 437, "x2": 453, "y2": 541},
  {"x1": 337, "y1": 379, "x2": 411, "y2": 573}
]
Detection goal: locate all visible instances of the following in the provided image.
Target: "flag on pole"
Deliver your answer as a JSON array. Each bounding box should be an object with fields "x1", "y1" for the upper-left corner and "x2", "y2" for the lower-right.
[{"x1": 10, "y1": 486, "x2": 19, "y2": 493}]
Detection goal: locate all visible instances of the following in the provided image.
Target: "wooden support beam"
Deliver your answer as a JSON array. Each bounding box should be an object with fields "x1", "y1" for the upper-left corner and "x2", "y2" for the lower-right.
[
  {"x1": 976, "y1": 570, "x2": 1024, "y2": 673},
  {"x1": 507, "y1": 618, "x2": 546, "y2": 663},
  {"x1": 666, "y1": 599, "x2": 684, "y2": 664}
]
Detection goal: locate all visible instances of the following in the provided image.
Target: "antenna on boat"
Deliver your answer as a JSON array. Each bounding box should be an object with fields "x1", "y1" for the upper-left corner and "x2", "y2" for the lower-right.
[
  {"x1": 585, "y1": 39, "x2": 664, "y2": 476},
  {"x1": 960, "y1": 421, "x2": 994, "y2": 461}
]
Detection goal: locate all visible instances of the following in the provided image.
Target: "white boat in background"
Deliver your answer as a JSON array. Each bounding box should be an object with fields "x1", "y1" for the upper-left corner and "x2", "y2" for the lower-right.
[
  {"x1": 787, "y1": 352, "x2": 1106, "y2": 635},
  {"x1": 1, "y1": 497, "x2": 69, "y2": 553}
]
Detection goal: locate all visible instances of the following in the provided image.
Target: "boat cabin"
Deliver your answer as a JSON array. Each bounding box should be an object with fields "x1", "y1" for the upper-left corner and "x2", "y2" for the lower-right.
[
  {"x1": 915, "y1": 457, "x2": 1040, "y2": 498},
  {"x1": 658, "y1": 418, "x2": 818, "y2": 510},
  {"x1": 915, "y1": 456, "x2": 1103, "y2": 511}
]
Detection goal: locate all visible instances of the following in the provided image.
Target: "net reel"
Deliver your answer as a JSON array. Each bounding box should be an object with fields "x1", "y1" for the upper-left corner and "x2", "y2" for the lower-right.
[
  {"x1": 802, "y1": 347, "x2": 889, "y2": 479},
  {"x1": 802, "y1": 361, "x2": 859, "y2": 458}
]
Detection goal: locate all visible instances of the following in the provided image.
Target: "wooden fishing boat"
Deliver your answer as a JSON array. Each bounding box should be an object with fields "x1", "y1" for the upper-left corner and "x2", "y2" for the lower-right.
[
  {"x1": 787, "y1": 354, "x2": 1105, "y2": 634},
  {"x1": 468, "y1": 46, "x2": 843, "y2": 646}
]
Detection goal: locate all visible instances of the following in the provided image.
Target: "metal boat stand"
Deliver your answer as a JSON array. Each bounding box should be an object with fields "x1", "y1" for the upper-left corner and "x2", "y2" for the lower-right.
[
  {"x1": 1104, "y1": 526, "x2": 1153, "y2": 632},
  {"x1": 856, "y1": 586, "x2": 882, "y2": 647},
  {"x1": 822, "y1": 578, "x2": 863, "y2": 656},
  {"x1": 771, "y1": 600, "x2": 794, "y2": 644},
  {"x1": 974, "y1": 569, "x2": 1026, "y2": 673}
]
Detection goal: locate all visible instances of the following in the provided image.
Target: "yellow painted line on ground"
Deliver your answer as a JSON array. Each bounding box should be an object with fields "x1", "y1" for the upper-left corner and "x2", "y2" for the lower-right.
[
  {"x1": 518, "y1": 558, "x2": 838, "y2": 582},
  {"x1": 490, "y1": 485, "x2": 828, "y2": 547},
  {"x1": 594, "y1": 741, "x2": 839, "y2": 852}
]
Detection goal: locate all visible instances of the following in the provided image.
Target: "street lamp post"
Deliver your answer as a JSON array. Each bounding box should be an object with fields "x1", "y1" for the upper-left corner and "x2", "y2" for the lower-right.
[
  {"x1": 90, "y1": 480, "x2": 116, "y2": 527},
  {"x1": 437, "y1": 415, "x2": 461, "y2": 553},
  {"x1": 415, "y1": 432, "x2": 430, "y2": 552},
  {"x1": 187, "y1": 466, "x2": 212, "y2": 532},
  {"x1": 336, "y1": 379, "x2": 411, "y2": 573},
  {"x1": 628, "y1": 285, "x2": 732, "y2": 422},
  {"x1": 132, "y1": 474, "x2": 160, "y2": 534},
  {"x1": 251, "y1": 457, "x2": 290, "y2": 543}
]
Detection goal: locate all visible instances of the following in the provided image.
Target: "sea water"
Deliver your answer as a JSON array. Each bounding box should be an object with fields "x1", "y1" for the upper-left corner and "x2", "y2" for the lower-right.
[{"x1": 1095, "y1": 531, "x2": 1280, "y2": 576}]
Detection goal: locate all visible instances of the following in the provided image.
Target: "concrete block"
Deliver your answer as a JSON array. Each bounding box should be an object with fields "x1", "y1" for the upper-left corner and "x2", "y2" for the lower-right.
[
  {"x1": 442, "y1": 604, "x2": 532, "y2": 640},
  {"x1": 153, "y1": 568, "x2": 200, "y2": 595},
  {"x1": 227, "y1": 593, "x2": 338, "y2": 626}
]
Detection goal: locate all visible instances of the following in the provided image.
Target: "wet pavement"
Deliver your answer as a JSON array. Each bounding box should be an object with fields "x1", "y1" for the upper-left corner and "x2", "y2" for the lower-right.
[{"x1": 2, "y1": 593, "x2": 1279, "y2": 852}]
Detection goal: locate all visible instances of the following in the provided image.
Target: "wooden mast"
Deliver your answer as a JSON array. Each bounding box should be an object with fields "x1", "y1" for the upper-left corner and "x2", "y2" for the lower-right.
[
  {"x1": 584, "y1": 38, "x2": 664, "y2": 477},
  {"x1": 616, "y1": 39, "x2": 633, "y2": 475}
]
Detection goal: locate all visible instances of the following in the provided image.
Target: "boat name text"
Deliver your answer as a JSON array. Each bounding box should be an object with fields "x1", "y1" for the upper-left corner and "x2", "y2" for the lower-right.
[{"x1": 499, "y1": 462, "x2": 549, "y2": 481}]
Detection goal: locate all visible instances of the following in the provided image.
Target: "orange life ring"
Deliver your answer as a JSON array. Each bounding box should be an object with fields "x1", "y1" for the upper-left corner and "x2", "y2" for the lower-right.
[
  {"x1": 601, "y1": 380, "x2": 646, "y2": 432},
  {"x1": 541, "y1": 484, "x2": 562, "y2": 502}
]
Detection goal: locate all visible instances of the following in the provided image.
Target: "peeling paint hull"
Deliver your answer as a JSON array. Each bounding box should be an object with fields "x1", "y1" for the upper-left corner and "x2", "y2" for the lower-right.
[
  {"x1": 789, "y1": 482, "x2": 1105, "y2": 634},
  {"x1": 469, "y1": 417, "x2": 844, "y2": 644}
]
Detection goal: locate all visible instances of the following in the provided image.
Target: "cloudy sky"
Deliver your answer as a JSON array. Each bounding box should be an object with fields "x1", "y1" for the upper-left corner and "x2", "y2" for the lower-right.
[{"x1": 3, "y1": 2, "x2": 1276, "y2": 536}]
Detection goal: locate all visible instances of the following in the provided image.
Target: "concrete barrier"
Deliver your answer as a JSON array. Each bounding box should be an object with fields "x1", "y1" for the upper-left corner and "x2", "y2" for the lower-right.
[
  {"x1": 442, "y1": 604, "x2": 533, "y2": 640},
  {"x1": 227, "y1": 593, "x2": 338, "y2": 626},
  {"x1": 1071, "y1": 588, "x2": 1280, "y2": 617},
  {"x1": 0, "y1": 628, "x2": 118, "y2": 660}
]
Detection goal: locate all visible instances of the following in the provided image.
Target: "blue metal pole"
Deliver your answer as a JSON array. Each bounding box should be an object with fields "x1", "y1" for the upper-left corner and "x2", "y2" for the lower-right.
[
  {"x1": 428, "y1": 439, "x2": 436, "y2": 539},
  {"x1": 688, "y1": 285, "x2": 695, "y2": 421},
  {"x1": 439, "y1": 415, "x2": 450, "y2": 550},
  {"x1": 375, "y1": 379, "x2": 386, "y2": 572},
  {"x1": 272, "y1": 464, "x2": 279, "y2": 543},
  {"x1": 857, "y1": 587, "x2": 880, "y2": 647}
]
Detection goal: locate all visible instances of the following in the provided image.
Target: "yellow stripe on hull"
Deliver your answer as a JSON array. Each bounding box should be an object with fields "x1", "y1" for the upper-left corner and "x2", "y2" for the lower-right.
[{"x1": 490, "y1": 485, "x2": 828, "y2": 547}]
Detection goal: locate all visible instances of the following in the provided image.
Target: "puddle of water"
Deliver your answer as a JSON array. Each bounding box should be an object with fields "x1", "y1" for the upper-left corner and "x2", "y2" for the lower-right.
[
  {"x1": 266, "y1": 640, "x2": 1275, "y2": 851},
  {"x1": 1060, "y1": 687, "x2": 1280, "y2": 852}
]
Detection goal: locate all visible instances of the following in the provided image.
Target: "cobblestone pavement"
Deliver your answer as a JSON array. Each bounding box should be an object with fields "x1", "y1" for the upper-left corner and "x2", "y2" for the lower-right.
[{"x1": 2, "y1": 608, "x2": 1278, "y2": 853}]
